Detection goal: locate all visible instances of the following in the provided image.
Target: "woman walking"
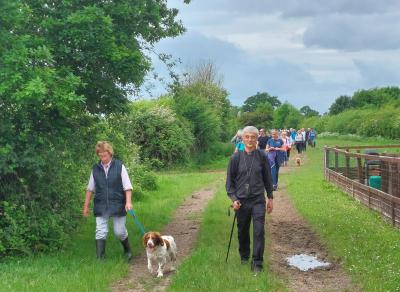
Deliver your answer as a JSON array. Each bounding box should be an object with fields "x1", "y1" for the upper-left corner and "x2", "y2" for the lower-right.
[
  {"x1": 266, "y1": 130, "x2": 285, "y2": 190},
  {"x1": 83, "y1": 141, "x2": 133, "y2": 261},
  {"x1": 295, "y1": 130, "x2": 304, "y2": 154}
]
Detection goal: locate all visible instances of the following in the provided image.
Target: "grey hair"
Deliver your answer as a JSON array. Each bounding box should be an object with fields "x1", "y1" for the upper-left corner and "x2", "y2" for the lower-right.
[
  {"x1": 242, "y1": 126, "x2": 259, "y2": 135},
  {"x1": 271, "y1": 129, "x2": 278, "y2": 135}
]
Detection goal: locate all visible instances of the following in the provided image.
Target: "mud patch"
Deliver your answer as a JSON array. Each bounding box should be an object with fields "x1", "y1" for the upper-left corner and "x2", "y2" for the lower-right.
[
  {"x1": 268, "y1": 160, "x2": 358, "y2": 292},
  {"x1": 111, "y1": 186, "x2": 218, "y2": 292}
]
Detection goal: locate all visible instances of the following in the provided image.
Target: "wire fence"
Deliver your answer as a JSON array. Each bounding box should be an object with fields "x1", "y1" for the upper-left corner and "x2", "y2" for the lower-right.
[{"x1": 324, "y1": 145, "x2": 400, "y2": 227}]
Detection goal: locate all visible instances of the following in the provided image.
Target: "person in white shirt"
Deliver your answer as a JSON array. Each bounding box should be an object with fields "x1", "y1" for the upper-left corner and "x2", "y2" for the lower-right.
[{"x1": 83, "y1": 141, "x2": 133, "y2": 261}]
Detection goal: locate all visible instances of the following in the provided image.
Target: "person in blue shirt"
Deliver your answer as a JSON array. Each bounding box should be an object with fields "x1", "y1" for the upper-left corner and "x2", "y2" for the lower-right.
[
  {"x1": 266, "y1": 130, "x2": 286, "y2": 190},
  {"x1": 308, "y1": 128, "x2": 317, "y2": 147}
]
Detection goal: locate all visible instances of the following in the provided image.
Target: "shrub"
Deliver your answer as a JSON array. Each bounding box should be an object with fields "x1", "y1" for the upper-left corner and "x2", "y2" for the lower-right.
[{"x1": 116, "y1": 99, "x2": 194, "y2": 168}]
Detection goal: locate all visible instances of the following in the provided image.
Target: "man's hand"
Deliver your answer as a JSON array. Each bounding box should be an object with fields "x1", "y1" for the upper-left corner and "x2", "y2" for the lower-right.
[
  {"x1": 267, "y1": 199, "x2": 273, "y2": 214},
  {"x1": 125, "y1": 202, "x2": 133, "y2": 212},
  {"x1": 232, "y1": 200, "x2": 241, "y2": 210},
  {"x1": 82, "y1": 205, "x2": 90, "y2": 218}
]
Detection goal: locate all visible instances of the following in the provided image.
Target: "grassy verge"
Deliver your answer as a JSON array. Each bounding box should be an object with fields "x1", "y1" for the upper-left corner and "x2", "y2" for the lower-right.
[
  {"x1": 168, "y1": 183, "x2": 288, "y2": 292},
  {"x1": 282, "y1": 137, "x2": 400, "y2": 291},
  {"x1": 0, "y1": 172, "x2": 222, "y2": 292}
]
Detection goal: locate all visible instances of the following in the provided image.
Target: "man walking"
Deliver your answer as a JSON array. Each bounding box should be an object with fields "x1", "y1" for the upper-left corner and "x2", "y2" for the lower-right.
[
  {"x1": 257, "y1": 128, "x2": 270, "y2": 151},
  {"x1": 226, "y1": 126, "x2": 274, "y2": 273}
]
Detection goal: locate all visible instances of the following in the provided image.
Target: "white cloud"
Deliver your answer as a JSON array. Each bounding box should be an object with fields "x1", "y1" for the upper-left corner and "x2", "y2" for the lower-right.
[{"x1": 143, "y1": 0, "x2": 400, "y2": 112}]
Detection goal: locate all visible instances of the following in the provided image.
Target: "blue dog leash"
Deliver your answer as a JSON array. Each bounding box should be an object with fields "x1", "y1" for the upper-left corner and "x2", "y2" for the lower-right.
[{"x1": 128, "y1": 209, "x2": 147, "y2": 236}]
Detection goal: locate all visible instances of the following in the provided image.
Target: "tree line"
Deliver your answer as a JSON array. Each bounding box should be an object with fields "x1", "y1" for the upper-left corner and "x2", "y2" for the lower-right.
[{"x1": 302, "y1": 87, "x2": 400, "y2": 139}]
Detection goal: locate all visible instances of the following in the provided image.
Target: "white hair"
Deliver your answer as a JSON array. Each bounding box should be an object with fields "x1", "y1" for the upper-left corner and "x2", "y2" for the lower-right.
[{"x1": 242, "y1": 126, "x2": 259, "y2": 135}]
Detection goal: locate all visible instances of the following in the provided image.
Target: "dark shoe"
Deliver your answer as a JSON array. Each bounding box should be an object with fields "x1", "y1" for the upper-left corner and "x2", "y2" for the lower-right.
[
  {"x1": 120, "y1": 238, "x2": 133, "y2": 262},
  {"x1": 251, "y1": 263, "x2": 263, "y2": 274},
  {"x1": 96, "y1": 239, "x2": 106, "y2": 260},
  {"x1": 241, "y1": 258, "x2": 249, "y2": 265}
]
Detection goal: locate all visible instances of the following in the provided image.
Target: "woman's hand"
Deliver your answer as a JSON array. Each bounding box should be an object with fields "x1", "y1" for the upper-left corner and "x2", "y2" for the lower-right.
[
  {"x1": 125, "y1": 202, "x2": 133, "y2": 212},
  {"x1": 82, "y1": 205, "x2": 90, "y2": 218}
]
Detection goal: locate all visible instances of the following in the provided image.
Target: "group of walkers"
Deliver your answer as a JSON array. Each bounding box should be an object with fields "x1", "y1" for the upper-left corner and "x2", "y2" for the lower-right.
[
  {"x1": 231, "y1": 127, "x2": 317, "y2": 190},
  {"x1": 82, "y1": 128, "x2": 317, "y2": 276},
  {"x1": 227, "y1": 125, "x2": 317, "y2": 274}
]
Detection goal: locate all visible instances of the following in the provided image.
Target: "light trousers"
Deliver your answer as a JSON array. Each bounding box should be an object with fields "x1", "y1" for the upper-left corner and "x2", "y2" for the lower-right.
[{"x1": 95, "y1": 215, "x2": 128, "y2": 240}]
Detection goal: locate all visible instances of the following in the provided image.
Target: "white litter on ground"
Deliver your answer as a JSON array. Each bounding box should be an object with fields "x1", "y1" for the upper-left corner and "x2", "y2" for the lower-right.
[{"x1": 286, "y1": 254, "x2": 330, "y2": 271}]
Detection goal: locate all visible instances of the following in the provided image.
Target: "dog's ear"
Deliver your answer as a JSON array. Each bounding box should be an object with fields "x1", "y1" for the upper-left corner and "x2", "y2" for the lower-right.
[
  {"x1": 143, "y1": 232, "x2": 149, "y2": 247},
  {"x1": 164, "y1": 239, "x2": 170, "y2": 250},
  {"x1": 155, "y1": 232, "x2": 164, "y2": 246}
]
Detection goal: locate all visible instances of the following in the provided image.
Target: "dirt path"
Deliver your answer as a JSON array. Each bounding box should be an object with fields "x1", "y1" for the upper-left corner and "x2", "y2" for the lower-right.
[
  {"x1": 268, "y1": 157, "x2": 358, "y2": 292},
  {"x1": 111, "y1": 185, "x2": 218, "y2": 292}
]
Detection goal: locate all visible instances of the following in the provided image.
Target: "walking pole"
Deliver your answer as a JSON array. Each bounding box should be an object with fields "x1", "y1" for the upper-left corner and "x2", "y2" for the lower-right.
[{"x1": 225, "y1": 211, "x2": 237, "y2": 263}]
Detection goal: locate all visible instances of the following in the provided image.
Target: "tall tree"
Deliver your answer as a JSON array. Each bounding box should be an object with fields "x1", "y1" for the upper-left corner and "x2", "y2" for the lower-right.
[
  {"x1": 178, "y1": 60, "x2": 237, "y2": 142},
  {"x1": 238, "y1": 102, "x2": 274, "y2": 129},
  {"x1": 329, "y1": 95, "x2": 353, "y2": 115},
  {"x1": 352, "y1": 87, "x2": 400, "y2": 109},
  {"x1": 273, "y1": 103, "x2": 303, "y2": 129},
  {"x1": 300, "y1": 105, "x2": 319, "y2": 117},
  {"x1": 242, "y1": 92, "x2": 281, "y2": 112},
  {"x1": 6, "y1": 0, "x2": 186, "y2": 114}
]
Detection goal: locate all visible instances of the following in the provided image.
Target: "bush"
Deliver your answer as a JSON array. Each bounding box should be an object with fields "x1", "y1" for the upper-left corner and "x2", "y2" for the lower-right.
[
  {"x1": 173, "y1": 88, "x2": 222, "y2": 153},
  {"x1": 301, "y1": 106, "x2": 400, "y2": 140},
  {"x1": 116, "y1": 99, "x2": 194, "y2": 168},
  {"x1": 196, "y1": 142, "x2": 234, "y2": 164}
]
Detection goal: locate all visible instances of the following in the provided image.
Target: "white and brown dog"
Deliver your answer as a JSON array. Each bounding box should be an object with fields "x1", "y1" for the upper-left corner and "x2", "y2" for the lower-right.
[{"x1": 143, "y1": 231, "x2": 177, "y2": 278}]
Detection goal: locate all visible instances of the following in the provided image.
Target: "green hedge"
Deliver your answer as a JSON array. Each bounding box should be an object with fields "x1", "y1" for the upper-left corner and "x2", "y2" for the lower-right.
[
  {"x1": 301, "y1": 106, "x2": 400, "y2": 139},
  {"x1": 0, "y1": 116, "x2": 157, "y2": 257}
]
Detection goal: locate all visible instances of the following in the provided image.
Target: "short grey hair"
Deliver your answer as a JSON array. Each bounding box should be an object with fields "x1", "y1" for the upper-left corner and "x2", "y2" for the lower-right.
[{"x1": 242, "y1": 126, "x2": 259, "y2": 135}]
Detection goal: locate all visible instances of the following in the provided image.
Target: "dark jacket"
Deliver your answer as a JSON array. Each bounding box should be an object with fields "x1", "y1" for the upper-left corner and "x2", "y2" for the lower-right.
[
  {"x1": 92, "y1": 159, "x2": 126, "y2": 217},
  {"x1": 226, "y1": 149, "x2": 273, "y2": 202}
]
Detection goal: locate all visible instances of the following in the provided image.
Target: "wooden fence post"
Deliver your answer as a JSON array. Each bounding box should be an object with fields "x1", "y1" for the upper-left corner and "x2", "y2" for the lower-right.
[
  {"x1": 394, "y1": 162, "x2": 400, "y2": 198},
  {"x1": 368, "y1": 188, "x2": 371, "y2": 208},
  {"x1": 357, "y1": 150, "x2": 363, "y2": 184},
  {"x1": 335, "y1": 151, "x2": 339, "y2": 173},
  {"x1": 392, "y1": 201, "x2": 396, "y2": 226},
  {"x1": 382, "y1": 161, "x2": 389, "y2": 193},
  {"x1": 345, "y1": 149, "x2": 350, "y2": 178}
]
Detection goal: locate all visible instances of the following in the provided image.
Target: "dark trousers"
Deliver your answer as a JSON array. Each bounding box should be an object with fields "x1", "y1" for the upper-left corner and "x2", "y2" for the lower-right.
[
  {"x1": 236, "y1": 196, "x2": 266, "y2": 267},
  {"x1": 296, "y1": 142, "x2": 302, "y2": 154}
]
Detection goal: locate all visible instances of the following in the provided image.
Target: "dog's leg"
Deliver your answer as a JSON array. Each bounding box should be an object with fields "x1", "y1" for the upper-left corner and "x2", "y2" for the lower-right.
[
  {"x1": 147, "y1": 257, "x2": 153, "y2": 274},
  {"x1": 157, "y1": 259, "x2": 166, "y2": 278},
  {"x1": 169, "y1": 251, "x2": 177, "y2": 271}
]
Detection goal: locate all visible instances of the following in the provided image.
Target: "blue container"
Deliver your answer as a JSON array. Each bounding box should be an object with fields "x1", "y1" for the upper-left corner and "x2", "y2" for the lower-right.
[{"x1": 369, "y1": 176, "x2": 381, "y2": 190}]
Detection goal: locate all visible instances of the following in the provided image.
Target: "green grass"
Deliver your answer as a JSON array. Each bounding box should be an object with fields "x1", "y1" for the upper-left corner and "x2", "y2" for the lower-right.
[
  {"x1": 168, "y1": 184, "x2": 287, "y2": 292},
  {"x1": 0, "y1": 172, "x2": 223, "y2": 292},
  {"x1": 282, "y1": 137, "x2": 400, "y2": 291},
  {"x1": 3, "y1": 135, "x2": 399, "y2": 292},
  {"x1": 165, "y1": 153, "x2": 233, "y2": 174}
]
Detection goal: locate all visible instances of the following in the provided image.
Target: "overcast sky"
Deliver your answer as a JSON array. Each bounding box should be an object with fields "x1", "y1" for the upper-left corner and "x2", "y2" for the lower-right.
[{"x1": 142, "y1": 0, "x2": 400, "y2": 113}]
